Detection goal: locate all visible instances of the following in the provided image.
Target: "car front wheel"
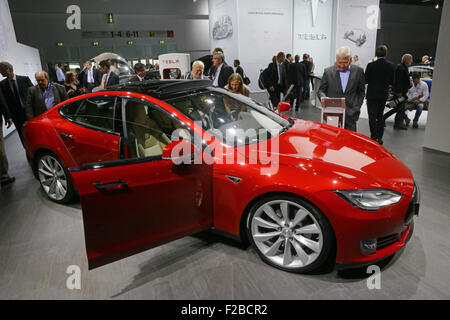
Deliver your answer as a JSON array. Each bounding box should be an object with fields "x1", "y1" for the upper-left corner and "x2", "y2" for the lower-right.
[
  {"x1": 247, "y1": 195, "x2": 335, "y2": 273},
  {"x1": 37, "y1": 152, "x2": 76, "y2": 203}
]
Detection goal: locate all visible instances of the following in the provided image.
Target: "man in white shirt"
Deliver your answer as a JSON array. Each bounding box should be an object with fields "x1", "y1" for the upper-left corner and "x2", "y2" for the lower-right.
[
  {"x1": 56, "y1": 63, "x2": 65, "y2": 84},
  {"x1": 406, "y1": 73, "x2": 429, "y2": 128}
]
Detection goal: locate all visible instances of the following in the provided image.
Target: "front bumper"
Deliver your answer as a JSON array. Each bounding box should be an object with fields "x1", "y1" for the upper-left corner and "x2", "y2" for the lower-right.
[{"x1": 313, "y1": 184, "x2": 419, "y2": 265}]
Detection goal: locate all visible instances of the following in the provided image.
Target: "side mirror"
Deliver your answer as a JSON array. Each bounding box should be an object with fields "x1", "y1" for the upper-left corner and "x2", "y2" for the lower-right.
[
  {"x1": 162, "y1": 139, "x2": 197, "y2": 164},
  {"x1": 278, "y1": 102, "x2": 291, "y2": 113}
]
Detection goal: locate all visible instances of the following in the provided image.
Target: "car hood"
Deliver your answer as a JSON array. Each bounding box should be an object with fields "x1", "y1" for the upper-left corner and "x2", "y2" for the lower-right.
[{"x1": 239, "y1": 119, "x2": 414, "y2": 196}]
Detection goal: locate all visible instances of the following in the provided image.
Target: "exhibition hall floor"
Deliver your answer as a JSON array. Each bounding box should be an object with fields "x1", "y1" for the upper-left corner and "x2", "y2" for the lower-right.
[{"x1": 1, "y1": 102, "x2": 449, "y2": 299}]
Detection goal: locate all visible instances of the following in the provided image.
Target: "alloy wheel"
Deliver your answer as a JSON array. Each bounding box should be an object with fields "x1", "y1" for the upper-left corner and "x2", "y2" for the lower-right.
[
  {"x1": 38, "y1": 155, "x2": 68, "y2": 201},
  {"x1": 250, "y1": 200, "x2": 324, "y2": 269}
]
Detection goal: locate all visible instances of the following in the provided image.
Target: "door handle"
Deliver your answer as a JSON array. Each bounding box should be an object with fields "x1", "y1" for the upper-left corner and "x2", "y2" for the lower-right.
[
  {"x1": 93, "y1": 180, "x2": 128, "y2": 192},
  {"x1": 59, "y1": 133, "x2": 74, "y2": 141}
]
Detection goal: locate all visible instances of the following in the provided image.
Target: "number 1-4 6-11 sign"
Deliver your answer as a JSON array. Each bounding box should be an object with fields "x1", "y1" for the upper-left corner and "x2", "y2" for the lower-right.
[{"x1": 82, "y1": 30, "x2": 174, "y2": 38}]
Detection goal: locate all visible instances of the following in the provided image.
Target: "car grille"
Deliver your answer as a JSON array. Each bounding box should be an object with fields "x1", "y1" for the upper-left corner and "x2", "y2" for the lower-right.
[{"x1": 377, "y1": 234, "x2": 399, "y2": 250}]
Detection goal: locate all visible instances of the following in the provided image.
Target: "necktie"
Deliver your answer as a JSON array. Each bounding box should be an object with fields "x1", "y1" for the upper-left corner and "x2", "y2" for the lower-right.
[{"x1": 11, "y1": 80, "x2": 22, "y2": 109}]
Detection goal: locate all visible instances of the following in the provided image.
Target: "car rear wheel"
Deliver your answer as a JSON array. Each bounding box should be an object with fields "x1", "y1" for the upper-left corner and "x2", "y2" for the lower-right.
[
  {"x1": 37, "y1": 153, "x2": 76, "y2": 204},
  {"x1": 247, "y1": 195, "x2": 335, "y2": 273}
]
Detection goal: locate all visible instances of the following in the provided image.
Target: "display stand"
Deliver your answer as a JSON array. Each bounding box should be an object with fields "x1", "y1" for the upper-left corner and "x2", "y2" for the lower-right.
[{"x1": 321, "y1": 97, "x2": 346, "y2": 128}]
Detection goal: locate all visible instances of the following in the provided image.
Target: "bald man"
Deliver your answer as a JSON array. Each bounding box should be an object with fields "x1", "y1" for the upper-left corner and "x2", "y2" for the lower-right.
[
  {"x1": 383, "y1": 53, "x2": 413, "y2": 130},
  {"x1": 26, "y1": 71, "x2": 68, "y2": 120}
]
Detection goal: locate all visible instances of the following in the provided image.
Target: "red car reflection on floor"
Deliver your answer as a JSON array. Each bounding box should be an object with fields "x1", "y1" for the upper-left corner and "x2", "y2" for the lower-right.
[{"x1": 24, "y1": 80, "x2": 419, "y2": 273}]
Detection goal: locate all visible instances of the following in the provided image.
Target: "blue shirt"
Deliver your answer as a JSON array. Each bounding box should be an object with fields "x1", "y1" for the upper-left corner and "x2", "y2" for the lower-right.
[
  {"x1": 42, "y1": 83, "x2": 55, "y2": 110},
  {"x1": 338, "y1": 66, "x2": 351, "y2": 92}
]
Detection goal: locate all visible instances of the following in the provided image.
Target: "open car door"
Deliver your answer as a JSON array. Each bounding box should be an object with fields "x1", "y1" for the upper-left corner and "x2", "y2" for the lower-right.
[{"x1": 69, "y1": 156, "x2": 213, "y2": 269}]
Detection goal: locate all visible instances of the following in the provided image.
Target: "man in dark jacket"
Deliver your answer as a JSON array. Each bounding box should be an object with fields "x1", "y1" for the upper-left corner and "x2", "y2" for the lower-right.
[
  {"x1": 210, "y1": 51, "x2": 234, "y2": 88},
  {"x1": 99, "y1": 60, "x2": 120, "y2": 88},
  {"x1": 80, "y1": 60, "x2": 102, "y2": 93},
  {"x1": 383, "y1": 54, "x2": 413, "y2": 130},
  {"x1": 365, "y1": 45, "x2": 395, "y2": 144},
  {"x1": 288, "y1": 55, "x2": 308, "y2": 111},
  {"x1": 263, "y1": 52, "x2": 288, "y2": 109},
  {"x1": 0, "y1": 61, "x2": 34, "y2": 147},
  {"x1": 300, "y1": 54, "x2": 313, "y2": 101},
  {"x1": 234, "y1": 60, "x2": 244, "y2": 78},
  {"x1": 0, "y1": 90, "x2": 15, "y2": 186},
  {"x1": 26, "y1": 71, "x2": 68, "y2": 120}
]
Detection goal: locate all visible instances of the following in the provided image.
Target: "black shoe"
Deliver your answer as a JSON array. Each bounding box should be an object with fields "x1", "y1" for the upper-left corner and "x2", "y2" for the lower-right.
[
  {"x1": 378, "y1": 139, "x2": 384, "y2": 145},
  {"x1": 1, "y1": 176, "x2": 15, "y2": 187},
  {"x1": 405, "y1": 118, "x2": 411, "y2": 126}
]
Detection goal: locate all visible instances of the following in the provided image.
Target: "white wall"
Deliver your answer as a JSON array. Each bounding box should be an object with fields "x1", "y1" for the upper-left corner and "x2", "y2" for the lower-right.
[
  {"x1": 424, "y1": 1, "x2": 450, "y2": 154},
  {"x1": 237, "y1": 0, "x2": 293, "y2": 91},
  {"x1": 293, "y1": 0, "x2": 335, "y2": 77},
  {"x1": 0, "y1": 0, "x2": 41, "y2": 137},
  {"x1": 335, "y1": 0, "x2": 380, "y2": 71}
]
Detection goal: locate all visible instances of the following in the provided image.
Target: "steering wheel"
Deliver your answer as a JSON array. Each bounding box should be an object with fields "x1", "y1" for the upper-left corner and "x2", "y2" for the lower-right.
[{"x1": 227, "y1": 110, "x2": 240, "y2": 121}]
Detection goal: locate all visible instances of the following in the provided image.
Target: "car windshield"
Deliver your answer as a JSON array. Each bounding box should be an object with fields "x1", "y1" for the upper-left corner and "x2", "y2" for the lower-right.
[{"x1": 165, "y1": 88, "x2": 292, "y2": 146}]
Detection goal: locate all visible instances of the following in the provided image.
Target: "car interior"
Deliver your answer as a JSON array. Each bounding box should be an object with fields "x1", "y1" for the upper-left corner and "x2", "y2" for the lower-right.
[{"x1": 124, "y1": 100, "x2": 190, "y2": 159}]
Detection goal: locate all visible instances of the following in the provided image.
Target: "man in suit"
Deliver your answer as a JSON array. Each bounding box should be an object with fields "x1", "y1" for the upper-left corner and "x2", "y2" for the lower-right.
[
  {"x1": 263, "y1": 52, "x2": 288, "y2": 109},
  {"x1": 288, "y1": 55, "x2": 308, "y2": 111},
  {"x1": 0, "y1": 90, "x2": 15, "y2": 187},
  {"x1": 99, "y1": 60, "x2": 120, "y2": 89},
  {"x1": 383, "y1": 53, "x2": 413, "y2": 130},
  {"x1": 283, "y1": 54, "x2": 293, "y2": 77},
  {"x1": 365, "y1": 45, "x2": 395, "y2": 144},
  {"x1": 0, "y1": 61, "x2": 34, "y2": 147},
  {"x1": 130, "y1": 62, "x2": 147, "y2": 82},
  {"x1": 26, "y1": 71, "x2": 68, "y2": 121},
  {"x1": 234, "y1": 60, "x2": 244, "y2": 78},
  {"x1": 318, "y1": 46, "x2": 366, "y2": 132},
  {"x1": 210, "y1": 51, "x2": 234, "y2": 88},
  {"x1": 301, "y1": 54, "x2": 313, "y2": 101},
  {"x1": 80, "y1": 60, "x2": 102, "y2": 93},
  {"x1": 208, "y1": 48, "x2": 224, "y2": 79}
]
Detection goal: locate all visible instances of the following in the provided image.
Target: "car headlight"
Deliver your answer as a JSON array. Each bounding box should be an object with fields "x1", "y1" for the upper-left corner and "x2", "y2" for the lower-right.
[{"x1": 335, "y1": 189, "x2": 402, "y2": 211}]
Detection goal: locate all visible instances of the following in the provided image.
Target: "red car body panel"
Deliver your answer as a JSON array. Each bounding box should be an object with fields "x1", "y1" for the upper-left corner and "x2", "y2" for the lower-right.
[
  {"x1": 70, "y1": 159, "x2": 213, "y2": 269},
  {"x1": 24, "y1": 89, "x2": 417, "y2": 269}
]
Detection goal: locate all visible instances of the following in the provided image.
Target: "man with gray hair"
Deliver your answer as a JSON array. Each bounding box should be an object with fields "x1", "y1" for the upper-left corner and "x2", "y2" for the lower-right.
[
  {"x1": 0, "y1": 61, "x2": 33, "y2": 147},
  {"x1": 210, "y1": 51, "x2": 234, "y2": 88},
  {"x1": 183, "y1": 60, "x2": 206, "y2": 80},
  {"x1": 26, "y1": 71, "x2": 68, "y2": 120},
  {"x1": 318, "y1": 46, "x2": 366, "y2": 131}
]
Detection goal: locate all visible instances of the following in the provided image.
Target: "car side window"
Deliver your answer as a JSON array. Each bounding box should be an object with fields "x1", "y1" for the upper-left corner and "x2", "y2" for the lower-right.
[
  {"x1": 122, "y1": 99, "x2": 192, "y2": 159},
  {"x1": 60, "y1": 96, "x2": 121, "y2": 134}
]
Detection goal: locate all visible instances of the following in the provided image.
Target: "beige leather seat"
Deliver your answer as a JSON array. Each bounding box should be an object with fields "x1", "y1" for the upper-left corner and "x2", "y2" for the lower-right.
[{"x1": 126, "y1": 102, "x2": 170, "y2": 158}]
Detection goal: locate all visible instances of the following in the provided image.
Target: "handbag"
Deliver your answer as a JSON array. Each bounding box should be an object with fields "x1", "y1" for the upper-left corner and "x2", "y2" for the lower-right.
[{"x1": 243, "y1": 72, "x2": 251, "y2": 85}]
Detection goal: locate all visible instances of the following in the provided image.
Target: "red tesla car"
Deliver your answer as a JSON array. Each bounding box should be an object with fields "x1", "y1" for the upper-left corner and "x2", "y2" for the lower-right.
[{"x1": 24, "y1": 80, "x2": 419, "y2": 273}]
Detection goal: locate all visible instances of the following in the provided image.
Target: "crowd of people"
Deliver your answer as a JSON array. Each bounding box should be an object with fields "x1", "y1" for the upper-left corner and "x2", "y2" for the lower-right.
[
  {"x1": 0, "y1": 45, "x2": 431, "y2": 187},
  {"x1": 256, "y1": 45, "x2": 428, "y2": 145}
]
